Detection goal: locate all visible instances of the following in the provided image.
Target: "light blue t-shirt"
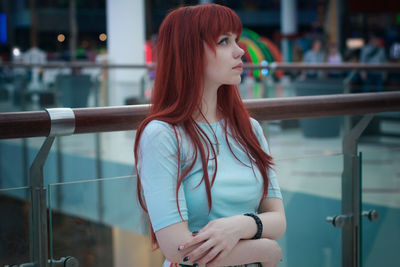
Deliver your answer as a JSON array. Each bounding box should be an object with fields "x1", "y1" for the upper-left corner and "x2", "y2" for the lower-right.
[{"x1": 137, "y1": 118, "x2": 282, "y2": 232}]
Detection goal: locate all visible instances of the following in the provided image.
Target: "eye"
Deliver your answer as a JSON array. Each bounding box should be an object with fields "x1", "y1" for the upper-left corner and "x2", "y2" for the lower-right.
[{"x1": 218, "y1": 38, "x2": 229, "y2": 45}]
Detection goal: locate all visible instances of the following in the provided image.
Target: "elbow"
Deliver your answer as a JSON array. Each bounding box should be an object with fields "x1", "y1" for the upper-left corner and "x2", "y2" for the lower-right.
[
  {"x1": 277, "y1": 216, "x2": 287, "y2": 239},
  {"x1": 277, "y1": 214, "x2": 287, "y2": 239},
  {"x1": 158, "y1": 243, "x2": 184, "y2": 264},
  {"x1": 270, "y1": 214, "x2": 287, "y2": 240},
  {"x1": 157, "y1": 236, "x2": 191, "y2": 264},
  {"x1": 163, "y1": 254, "x2": 181, "y2": 264}
]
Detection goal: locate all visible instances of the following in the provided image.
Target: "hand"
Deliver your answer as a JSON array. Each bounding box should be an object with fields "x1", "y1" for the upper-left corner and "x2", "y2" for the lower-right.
[{"x1": 178, "y1": 216, "x2": 243, "y2": 266}]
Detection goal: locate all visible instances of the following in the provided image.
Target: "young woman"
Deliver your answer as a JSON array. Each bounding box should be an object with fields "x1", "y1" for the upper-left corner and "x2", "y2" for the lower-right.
[{"x1": 134, "y1": 4, "x2": 286, "y2": 267}]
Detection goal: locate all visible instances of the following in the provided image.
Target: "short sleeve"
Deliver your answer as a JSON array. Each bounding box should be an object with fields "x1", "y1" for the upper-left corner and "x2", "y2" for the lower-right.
[
  {"x1": 250, "y1": 118, "x2": 283, "y2": 199},
  {"x1": 137, "y1": 121, "x2": 188, "y2": 232}
]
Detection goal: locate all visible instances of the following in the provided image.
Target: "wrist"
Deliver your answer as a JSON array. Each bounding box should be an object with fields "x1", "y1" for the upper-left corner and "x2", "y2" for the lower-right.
[{"x1": 233, "y1": 214, "x2": 258, "y2": 240}]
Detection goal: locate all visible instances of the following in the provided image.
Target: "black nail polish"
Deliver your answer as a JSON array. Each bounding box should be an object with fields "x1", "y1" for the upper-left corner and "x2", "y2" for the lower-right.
[
  {"x1": 183, "y1": 256, "x2": 189, "y2": 262},
  {"x1": 192, "y1": 231, "x2": 199, "y2": 234},
  {"x1": 193, "y1": 264, "x2": 198, "y2": 267}
]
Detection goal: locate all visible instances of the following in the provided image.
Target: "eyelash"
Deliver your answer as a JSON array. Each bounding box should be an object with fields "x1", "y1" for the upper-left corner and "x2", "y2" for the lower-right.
[
  {"x1": 218, "y1": 38, "x2": 229, "y2": 45},
  {"x1": 218, "y1": 37, "x2": 239, "y2": 45}
]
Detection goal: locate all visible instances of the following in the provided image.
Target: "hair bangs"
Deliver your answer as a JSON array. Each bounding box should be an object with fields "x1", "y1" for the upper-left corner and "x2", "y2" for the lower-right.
[{"x1": 198, "y1": 4, "x2": 242, "y2": 48}]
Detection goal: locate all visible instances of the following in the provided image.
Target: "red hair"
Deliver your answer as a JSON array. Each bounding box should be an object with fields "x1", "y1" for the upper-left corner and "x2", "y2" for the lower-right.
[{"x1": 134, "y1": 4, "x2": 273, "y2": 248}]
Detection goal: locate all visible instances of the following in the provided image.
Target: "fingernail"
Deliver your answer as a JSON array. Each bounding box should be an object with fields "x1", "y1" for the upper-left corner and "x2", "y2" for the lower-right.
[
  {"x1": 193, "y1": 264, "x2": 198, "y2": 267},
  {"x1": 192, "y1": 231, "x2": 199, "y2": 236},
  {"x1": 178, "y1": 245, "x2": 184, "y2": 251},
  {"x1": 183, "y1": 256, "x2": 189, "y2": 262}
]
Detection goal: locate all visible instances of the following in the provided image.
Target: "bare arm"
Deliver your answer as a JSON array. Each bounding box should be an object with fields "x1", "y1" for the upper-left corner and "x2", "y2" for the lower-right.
[
  {"x1": 180, "y1": 197, "x2": 286, "y2": 265},
  {"x1": 156, "y1": 221, "x2": 281, "y2": 266},
  {"x1": 238, "y1": 197, "x2": 286, "y2": 240}
]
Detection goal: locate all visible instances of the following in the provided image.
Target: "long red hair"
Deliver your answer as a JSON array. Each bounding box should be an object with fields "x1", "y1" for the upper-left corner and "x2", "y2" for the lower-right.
[{"x1": 134, "y1": 4, "x2": 273, "y2": 248}]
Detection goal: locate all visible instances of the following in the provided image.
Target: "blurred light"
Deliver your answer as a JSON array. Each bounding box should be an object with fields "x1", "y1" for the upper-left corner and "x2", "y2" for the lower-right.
[
  {"x1": 346, "y1": 38, "x2": 364, "y2": 49},
  {"x1": 261, "y1": 60, "x2": 269, "y2": 76},
  {"x1": 145, "y1": 41, "x2": 152, "y2": 64},
  {"x1": 57, "y1": 34, "x2": 66, "y2": 42},
  {"x1": 12, "y1": 47, "x2": 21, "y2": 57},
  {"x1": 99, "y1": 33, "x2": 107, "y2": 41},
  {"x1": 0, "y1": 13, "x2": 7, "y2": 44}
]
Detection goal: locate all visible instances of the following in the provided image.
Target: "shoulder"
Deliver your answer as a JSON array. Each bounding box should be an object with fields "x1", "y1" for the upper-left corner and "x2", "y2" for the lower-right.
[
  {"x1": 140, "y1": 120, "x2": 178, "y2": 146},
  {"x1": 143, "y1": 120, "x2": 173, "y2": 135},
  {"x1": 249, "y1": 117, "x2": 262, "y2": 133},
  {"x1": 249, "y1": 118, "x2": 271, "y2": 152}
]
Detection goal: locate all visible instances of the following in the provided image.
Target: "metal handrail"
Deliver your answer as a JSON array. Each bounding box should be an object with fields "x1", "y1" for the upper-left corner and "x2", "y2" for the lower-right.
[
  {"x1": 1, "y1": 62, "x2": 400, "y2": 71},
  {"x1": 1, "y1": 91, "x2": 400, "y2": 139}
]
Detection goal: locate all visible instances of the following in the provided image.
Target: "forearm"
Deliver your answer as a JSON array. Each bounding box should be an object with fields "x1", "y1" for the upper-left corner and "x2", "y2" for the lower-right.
[
  {"x1": 236, "y1": 211, "x2": 286, "y2": 241},
  {"x1": 259, "y1": 211, "x2": 286, "y2": 239}
]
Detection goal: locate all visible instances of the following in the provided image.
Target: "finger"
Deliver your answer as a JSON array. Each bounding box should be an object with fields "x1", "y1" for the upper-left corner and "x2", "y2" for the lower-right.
[
  {"x1": 195, "y1": 245, "x2": 222, "y2": 265},
  {"x1": 184, "y1": 238, "x2": 216, "y2": 263},
  {"x1": 178, "y1": 232, "x2": 210, "y2": 251},
  {"x1": 206, "y1": 249, "x2": 228, "y2": 267},
  {"x1": 192, "y1": 231, "x2": 199, "y2": 236}
]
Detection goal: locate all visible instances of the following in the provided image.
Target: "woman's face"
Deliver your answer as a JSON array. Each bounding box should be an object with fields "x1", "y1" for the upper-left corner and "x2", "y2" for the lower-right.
[{"x1": 203, "y1": 32, "x2": 244, "y2": 89}]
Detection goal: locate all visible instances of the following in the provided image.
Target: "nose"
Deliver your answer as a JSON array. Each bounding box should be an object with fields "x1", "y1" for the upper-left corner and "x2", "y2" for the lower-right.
[{"x1": 233, "y1": 43, "x2": 245, "y2": 59}]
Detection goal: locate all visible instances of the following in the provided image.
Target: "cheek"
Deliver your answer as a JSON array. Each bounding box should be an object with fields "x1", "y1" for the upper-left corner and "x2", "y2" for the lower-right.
[{"x1": 205, "y1": 58, "x2": 221, "y2": 78}]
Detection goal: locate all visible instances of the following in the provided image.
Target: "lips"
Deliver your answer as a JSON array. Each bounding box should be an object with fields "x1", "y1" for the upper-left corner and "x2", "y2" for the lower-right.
[{"x1": 233, "y1": 62, "x2": 243, "y2": 70}]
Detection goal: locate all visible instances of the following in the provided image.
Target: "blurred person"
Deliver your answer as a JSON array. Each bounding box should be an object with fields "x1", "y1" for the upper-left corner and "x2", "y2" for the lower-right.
[
  {"x1": 22, "y1": 46, "x2": 47, "y2": 91},
  {"x1": 326, "y1": 43, "x2": 343, "y2": 78},
  {"x1": 360, "y1": 33, "x2": 387, "y2": 92},
  {"x1": 134, "y1": 4, "x2": 285, "y2": 267},
  {"x1": 302, "y1": 39, "x2": 324, "y2": 79}
]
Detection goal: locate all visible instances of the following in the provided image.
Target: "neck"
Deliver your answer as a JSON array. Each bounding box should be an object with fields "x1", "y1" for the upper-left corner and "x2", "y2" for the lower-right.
[{"x1": 195, "y1": 82, "x2": 220, "y2": 123}]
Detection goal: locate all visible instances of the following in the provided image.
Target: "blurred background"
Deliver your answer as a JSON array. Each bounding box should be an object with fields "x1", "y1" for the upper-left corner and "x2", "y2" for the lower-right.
[{"x1": 0, "y1": 1, "x2": 399, "y2": 267}]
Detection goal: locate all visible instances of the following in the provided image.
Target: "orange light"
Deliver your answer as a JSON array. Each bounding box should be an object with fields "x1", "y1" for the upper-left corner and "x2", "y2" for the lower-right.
[
  {"x1": 99, "y1": 33, "x2": 107, "y2": 41},
  {"x1": 57, "y1": 34, "x2": 65, "y2": 42}
]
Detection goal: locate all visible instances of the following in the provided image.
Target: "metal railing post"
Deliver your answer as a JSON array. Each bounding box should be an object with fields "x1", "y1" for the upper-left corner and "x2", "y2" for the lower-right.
[
  {"x1": 341, "y1": 114, "x2": 373, "y2": 267},
  {"x1": 30, "y1": 136, "x2": 55, "y2": 267},
  {"x1": 28, "y1": 108, "x2": 75, "y2": 267}
]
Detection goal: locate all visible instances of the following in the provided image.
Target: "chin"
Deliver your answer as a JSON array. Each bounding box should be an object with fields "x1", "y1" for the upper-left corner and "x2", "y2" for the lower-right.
[
  {"x1": 225, "y1": 77, "x2": 242, "y2": 85},
  {"x1": 232, "y1": 77, "x2": 242, "y2": 85}
]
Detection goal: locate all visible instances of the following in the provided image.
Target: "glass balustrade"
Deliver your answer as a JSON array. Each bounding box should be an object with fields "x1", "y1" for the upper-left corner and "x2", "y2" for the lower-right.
[
  {"x1": 47, "y1": 175, "x2": 164, "y2": 267},
  {"x1": 1, "y1": 69, "x2": 399, "y2": 266},
  {"x1": 360, "y1": 148, "x2": 400, "y2": 267},
  {"x1": 275, "y1": 153, "x2": 343, "y2": 267},
  {"x1": 0, "y1": 187, "x2": 31, "y2": 266}
]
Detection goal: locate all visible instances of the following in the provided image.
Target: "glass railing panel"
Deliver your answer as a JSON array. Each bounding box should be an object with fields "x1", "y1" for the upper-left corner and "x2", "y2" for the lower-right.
[
  {"x1": 361, "y1": 148, "x2": 400, "y2": 267},
  {"x1": 274, "y1": 154, "x2": 343, "y2": 267},
  {"x1": 0, "y1": 186, "x2": 31, "y2": 266},
  {"x1": 48, "y1": 176, "x2": 164, "y2": 267},
  {"x1": 0, "y1": 137, "x2": 50, "y2": 189},
  {"x1": 260, "y1": 116, "x2": 345, "y2": 266},
  {"x1": 262, "y1": 118, "x2": 344, "y2": 161},
  {"x1": 357, "y1": 111, "x2": 400, "y2": 146},
  {"x1": 0, "y1": 130, "x2": 135, "y2": 190}
]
